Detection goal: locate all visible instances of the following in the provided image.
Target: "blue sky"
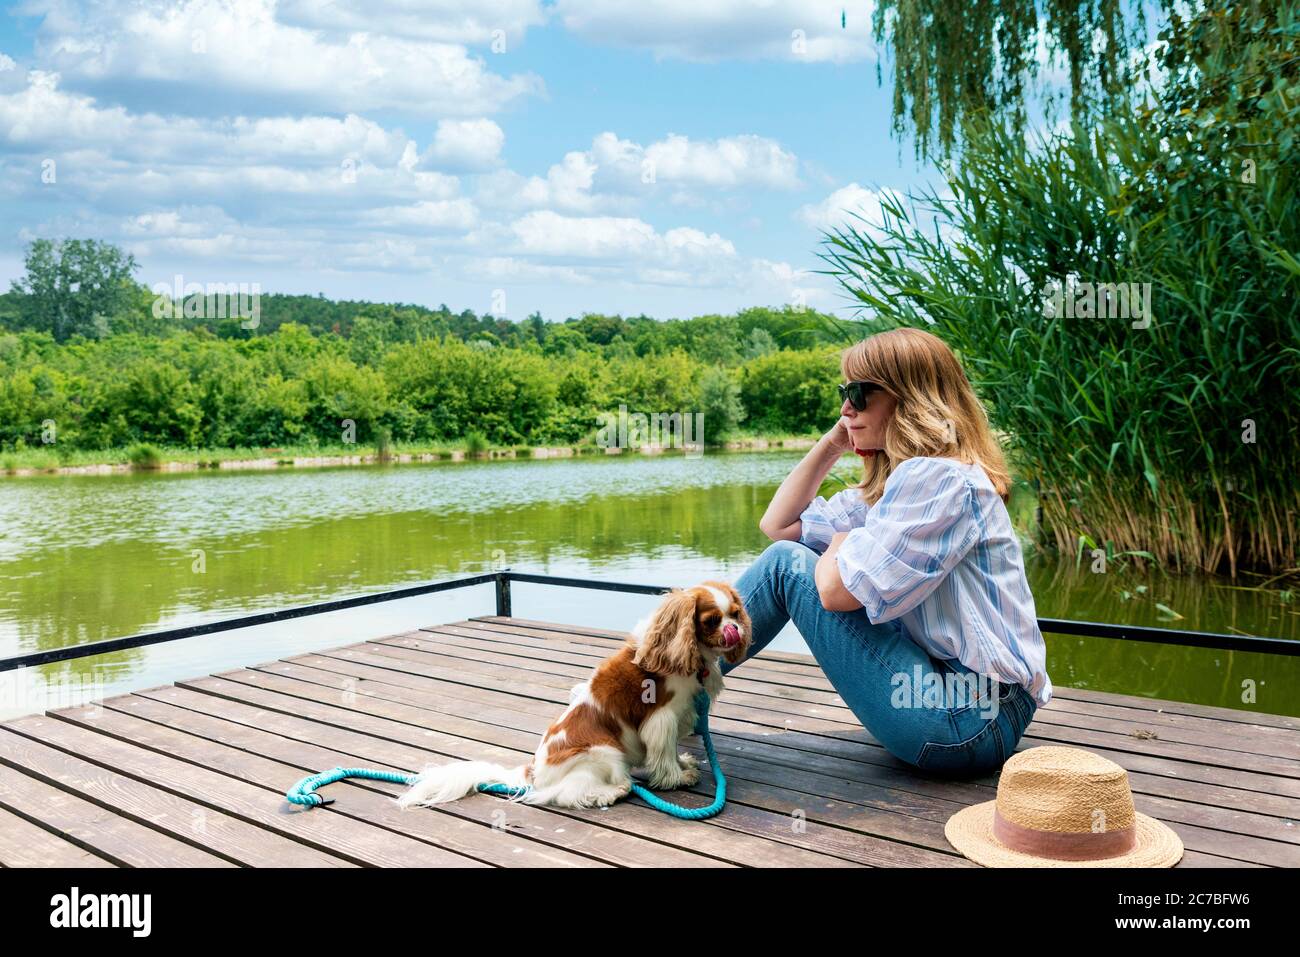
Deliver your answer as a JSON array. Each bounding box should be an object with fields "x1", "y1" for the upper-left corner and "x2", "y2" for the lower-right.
[{"x1": 0, "y1": 1, "x2": 944, "y2": 321}]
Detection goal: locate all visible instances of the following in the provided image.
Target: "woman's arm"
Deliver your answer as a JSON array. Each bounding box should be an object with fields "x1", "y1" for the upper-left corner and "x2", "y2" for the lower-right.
[
  {"x1": 815, "y1": 532, "x2": 863, "y2": 610},
  {"x1": 758, "y1": 420, "x2": 853, "y2": 542}
]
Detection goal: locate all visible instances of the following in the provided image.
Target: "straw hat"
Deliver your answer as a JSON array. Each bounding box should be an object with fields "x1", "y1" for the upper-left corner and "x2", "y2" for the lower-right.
[{"x1": 944, "y1": 745, "x2": 1184, "y2": 867}]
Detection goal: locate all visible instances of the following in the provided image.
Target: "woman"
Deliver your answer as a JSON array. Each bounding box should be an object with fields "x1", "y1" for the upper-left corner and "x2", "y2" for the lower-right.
[{"x1": 722, "y1": 327, "x2": 1051, "y2": 776}]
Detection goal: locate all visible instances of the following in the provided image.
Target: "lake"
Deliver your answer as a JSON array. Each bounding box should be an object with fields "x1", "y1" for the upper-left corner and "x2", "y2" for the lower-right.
[{"x1": 2, "y1": 451, "x2": 1297, "y2": 720}]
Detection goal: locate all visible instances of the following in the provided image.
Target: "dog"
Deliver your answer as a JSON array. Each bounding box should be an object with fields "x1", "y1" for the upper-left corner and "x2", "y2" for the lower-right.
[{"x1": 397, "y1": 580, "x2": 751, "y2": 810}]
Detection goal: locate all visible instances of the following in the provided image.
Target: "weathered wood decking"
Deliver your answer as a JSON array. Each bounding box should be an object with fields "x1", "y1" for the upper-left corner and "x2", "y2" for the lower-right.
[{"x1": 1, "y1": 615, "x2": 1297, "y2": 867}]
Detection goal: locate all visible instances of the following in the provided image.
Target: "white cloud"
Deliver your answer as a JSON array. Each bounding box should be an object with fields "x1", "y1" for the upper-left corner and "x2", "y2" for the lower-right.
[
  {"x1": 0, "y1": 71, "x2": 462, "y2": 209},
  {"x1": 422, "y1": 118, "x2": 505, "y2": 171},
  {"x1": 511, "y1": 210, "x2": 668, "y2": 259},
  {"x1": 278, "y1": 0, "x2": 547, "y2": 44},
  {"x1": 476, "y1": 130, "x2": 800, "y2": 213},
  {"x1": 358, "y1": 198, "x2": 480, "y2": 233},
  {"x1": 475, "y1": 149, "x2": 605, "y2": 213},
  {"x1": 796, "y1": 183, "x2": 903, "y2": 236},
  {"x1": 461, "y1": 256, "x2": 594, "y2": 285},
  {"x1": 502, "y1": 209, "x2": 817, "y2": 296},
  {"x1": 29, "y1": 0, "x2": 544, "y2": 116},
  {"x1": 614, "y1": 132, "x2": 800, "y2": 189},
  {"x1": 555, "y1": 0, "x2": 877, "y2": 63}
]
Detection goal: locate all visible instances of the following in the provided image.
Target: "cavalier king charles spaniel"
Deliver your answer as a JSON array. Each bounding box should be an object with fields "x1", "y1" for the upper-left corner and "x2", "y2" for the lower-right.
[{"x1": 397, "y1": 580, "x2": 751, "y2": 810}]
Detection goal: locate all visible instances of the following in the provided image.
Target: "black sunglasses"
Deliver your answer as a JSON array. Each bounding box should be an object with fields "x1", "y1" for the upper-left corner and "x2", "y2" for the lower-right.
[{"x1": 838, "y1": 380, "x2": 883, "y2": 412}]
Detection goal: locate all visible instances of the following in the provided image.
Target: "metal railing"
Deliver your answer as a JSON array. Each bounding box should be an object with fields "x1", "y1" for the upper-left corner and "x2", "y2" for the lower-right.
[{"x1": 0, "y1": 569, "x2": 1295, "y2": 674}]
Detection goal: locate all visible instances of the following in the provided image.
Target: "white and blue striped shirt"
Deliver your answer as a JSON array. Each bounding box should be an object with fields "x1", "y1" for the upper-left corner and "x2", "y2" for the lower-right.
[{"x1": 799, "y1": 456, "x2": 1052, "y2": 707}]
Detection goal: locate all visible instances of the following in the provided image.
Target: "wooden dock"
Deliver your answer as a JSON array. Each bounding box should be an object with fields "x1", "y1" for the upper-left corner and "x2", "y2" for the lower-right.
[{"x1": 1, "y1": 615, "x2": 1297, "y2": 867}]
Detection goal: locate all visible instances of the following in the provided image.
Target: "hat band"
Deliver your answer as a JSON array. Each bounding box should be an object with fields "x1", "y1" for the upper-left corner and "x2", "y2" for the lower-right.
[{"x1": 993, "y1": 808, "x2": 1136, "y2": 861}]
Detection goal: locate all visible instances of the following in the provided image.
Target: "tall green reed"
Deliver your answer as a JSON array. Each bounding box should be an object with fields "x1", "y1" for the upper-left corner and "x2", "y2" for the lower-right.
[{"x1": 817, "y1": 59, "x2": 1299, "y2": 576}]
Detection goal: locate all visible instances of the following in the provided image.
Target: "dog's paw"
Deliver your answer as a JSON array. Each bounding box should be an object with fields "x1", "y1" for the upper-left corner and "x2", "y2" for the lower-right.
[
  {"x1": 578, "y1": 782, "x2": 632, "y2": 808},
  {"x1": 647, "y1": 769, "x2": 683, "y2": 790},
  {"x1": 678, "y1": 752, "x2": 699, "y2": 769},
  {"x1": 679, "y1": 765, "x2": 701, "y2": 787}
]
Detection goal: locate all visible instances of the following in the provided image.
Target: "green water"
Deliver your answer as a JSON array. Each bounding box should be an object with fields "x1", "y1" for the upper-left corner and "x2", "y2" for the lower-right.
[{"x1": 1, "y1": 451, "x2": 1296, "y2": 719}]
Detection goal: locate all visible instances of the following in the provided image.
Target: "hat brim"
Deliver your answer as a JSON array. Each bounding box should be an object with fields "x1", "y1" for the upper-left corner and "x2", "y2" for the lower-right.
[{"x1": 945, "y1": 801, "x2": 1184, "y2": 868}]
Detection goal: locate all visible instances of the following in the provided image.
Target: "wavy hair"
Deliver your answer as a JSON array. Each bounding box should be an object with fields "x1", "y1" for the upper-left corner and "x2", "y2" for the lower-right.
[{"x1": 843, "y1": 327, "x2": 1010, "y2": 505}]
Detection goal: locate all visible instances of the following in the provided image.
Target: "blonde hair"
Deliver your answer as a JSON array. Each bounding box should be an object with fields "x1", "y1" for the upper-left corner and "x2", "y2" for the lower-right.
[{"x1": 843, "y1": 327, "x2": 1010, "y2": 505}]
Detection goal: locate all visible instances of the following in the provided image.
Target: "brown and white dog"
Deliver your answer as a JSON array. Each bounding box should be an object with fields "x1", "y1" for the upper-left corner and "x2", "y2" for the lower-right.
[{"x1": 397, "y1": 581, "x2": 751, "y2": 810}]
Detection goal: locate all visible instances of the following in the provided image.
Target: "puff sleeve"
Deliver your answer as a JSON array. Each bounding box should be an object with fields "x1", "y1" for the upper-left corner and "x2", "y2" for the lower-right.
[
  {"x1": 797, "y1": 486, "x2": 870, "y2": 553},
  {"x1": 833, "y1": 458, "x2": 979, "y2": 623}
]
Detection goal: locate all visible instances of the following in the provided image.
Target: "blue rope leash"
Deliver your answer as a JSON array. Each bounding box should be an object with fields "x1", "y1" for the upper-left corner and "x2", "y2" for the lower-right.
[{"x1": 286, "y1": 690, "x2": 725, "y2": 820}]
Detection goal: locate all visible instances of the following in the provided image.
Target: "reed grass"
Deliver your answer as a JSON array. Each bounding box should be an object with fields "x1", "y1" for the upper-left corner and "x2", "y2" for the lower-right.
[{"x1": 817, "y1": 100, "x2": 1299, "y2": 576}]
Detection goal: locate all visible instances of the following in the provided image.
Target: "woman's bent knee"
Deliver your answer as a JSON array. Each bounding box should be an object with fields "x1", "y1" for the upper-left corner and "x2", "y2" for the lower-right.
[{"x1": 754, "y1": 539, "x2": 818, "y2": 577}]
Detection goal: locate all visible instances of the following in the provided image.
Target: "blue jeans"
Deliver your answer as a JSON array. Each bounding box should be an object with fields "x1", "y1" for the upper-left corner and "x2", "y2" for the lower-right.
[{"x1": 721, "y1": 541, "x2": 1037, "y2": 777}]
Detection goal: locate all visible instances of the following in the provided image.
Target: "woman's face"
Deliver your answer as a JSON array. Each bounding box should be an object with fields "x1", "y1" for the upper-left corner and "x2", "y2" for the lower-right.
[{"x1": 840, "y1": 382, "x2": 898, "y2": 453}]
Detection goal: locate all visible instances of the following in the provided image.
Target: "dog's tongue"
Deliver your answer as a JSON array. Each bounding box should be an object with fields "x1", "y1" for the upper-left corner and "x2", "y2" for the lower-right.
[
  {"x1": 855, "y1": 448, "x2": 876, "y2": 458},
  {"x1": 722, "y1": 624, "x2": 741, "y2": 647}
]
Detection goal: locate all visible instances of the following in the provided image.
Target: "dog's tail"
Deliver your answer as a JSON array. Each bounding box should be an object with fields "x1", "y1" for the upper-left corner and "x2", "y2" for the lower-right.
[{"x1": 397, "y1": 760, "x2": 531, "y2": 809}]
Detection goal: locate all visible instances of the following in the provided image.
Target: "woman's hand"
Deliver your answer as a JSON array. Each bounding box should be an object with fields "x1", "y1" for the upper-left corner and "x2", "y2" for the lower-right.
[
  {"x1": 824, "y1": 416, "x2": 853, "y2": 453},
  {"x1": 758, "y1": 423, "x2": 851, "y2": 541}
]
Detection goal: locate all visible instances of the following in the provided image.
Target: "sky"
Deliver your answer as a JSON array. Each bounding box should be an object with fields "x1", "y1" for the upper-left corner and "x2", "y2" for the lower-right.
[{"x1": 0, "y1": 0, "x2": 945, "y2": 322}]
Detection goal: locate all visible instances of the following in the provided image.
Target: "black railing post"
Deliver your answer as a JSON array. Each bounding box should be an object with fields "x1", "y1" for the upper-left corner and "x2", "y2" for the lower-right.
[{"x1": 495, "y1": 569, "x2": 512, "y2": 617}]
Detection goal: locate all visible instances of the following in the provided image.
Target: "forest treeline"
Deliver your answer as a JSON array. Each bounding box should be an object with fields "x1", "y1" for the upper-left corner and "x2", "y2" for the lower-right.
[{"x1": 0, "y1": 266, "x2": 848, "y2": 451}]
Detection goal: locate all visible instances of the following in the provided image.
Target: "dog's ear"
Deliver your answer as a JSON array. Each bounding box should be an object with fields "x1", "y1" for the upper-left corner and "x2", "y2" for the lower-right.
[{"x1": 634, "y1": 589, "x2": 702, "y2": 677}]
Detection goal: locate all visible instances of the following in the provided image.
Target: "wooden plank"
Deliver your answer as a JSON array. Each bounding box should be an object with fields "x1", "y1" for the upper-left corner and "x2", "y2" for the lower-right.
[
  {"x1": 245, "y1": 663, "x2": 967, "y2": 866},
  {"x1": 268, "y1": 654, "x2": 1300, "y2": 822},
  {"x1": 49, "y1": 700, "x2": 607, "y2": 869},
  {"x1": 243, "y1": 653, "x2": 1294, "y2": 865},
  {"x1": 166, "y1": 675, "x2": 860, "y2": 867},
  {"x1": 474, "y1": 616, "x2": 1300, "y2": 730},
  {"x1": 1, "y1": 717, "x2": 477, "y2": 868},
  {"x1": 3, "y1": 613, "x2": 1291, "y2": 869},
  {"x1": 0, "y1": 804, "x2": 115, "y2": 868},
  {"x1": 0, "y1": 764, "x2": 233, "y2": 867},
  {"x1": 101, "y1": 690, "x2": 726, "y2": 869},
  {"x1": 422, "y1": 625, "x2": 1300, "y2": 761},
  {"x1": 379, "y1": 630, "x2": 1300, "y2": 783},
  {"x1": 420, "y1": 625, "x2": 848, "y2": 706},
  {"x1": 1043, "y1": 683, "x2": 1300, "y2": 731},
  {"x1": 0, "y1": 725, "x2": 350, "y2": 867},
  {"x1": 289, "y1": 640, "x2": 1300, "y2": 821},
  {"x1": 281, "y1": 640, "x2": 1300, "y2": 818},
  {"x1": 454, "y1": 620, "x2": 832, "y2": 683},
  {"x1": 472, "y1": 616, "x2": 835, "y2": 668},
  {"x1": 454, "y1": 620, "x2": 1300, "y2": 758},
  {"x1": 478, "y1": 613, "x2": 1300, "y2": 733}
]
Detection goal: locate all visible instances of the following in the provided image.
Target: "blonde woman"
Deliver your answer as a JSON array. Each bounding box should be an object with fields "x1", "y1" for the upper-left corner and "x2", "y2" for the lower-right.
[{"x1": 721, "y1": 328, "x2": 1051, "y2": 776}]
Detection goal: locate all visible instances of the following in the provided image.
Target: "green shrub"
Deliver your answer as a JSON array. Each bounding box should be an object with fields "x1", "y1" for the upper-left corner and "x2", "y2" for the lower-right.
[{"x1": 126, "y1": 443, "x2": 163, "y2": 470}]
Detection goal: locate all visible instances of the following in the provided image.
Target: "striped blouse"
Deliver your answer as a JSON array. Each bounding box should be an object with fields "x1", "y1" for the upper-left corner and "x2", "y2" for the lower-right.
[{"x1": 799, "y1": 455, "x2": 1052, "y2": 706}]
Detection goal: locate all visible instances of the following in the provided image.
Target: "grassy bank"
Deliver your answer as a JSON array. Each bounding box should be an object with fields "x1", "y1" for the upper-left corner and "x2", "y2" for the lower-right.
[{"x1": 0, "y1": 431, "x2": 821, "y2": 476}]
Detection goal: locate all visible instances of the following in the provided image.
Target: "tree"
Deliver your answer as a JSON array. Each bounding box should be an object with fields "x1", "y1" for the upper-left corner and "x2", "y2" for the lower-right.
[
  {"x1": 11, "y1": 239, "x2": 141, "y2": 342},
  {"x1": 697, "y1": 368, "x2": 745, "y2": 443},
  {"x1": 741, "y1": 327, "x2": 777, "y2": 360},
  {"x1": 872, "y1": 0, "x2": 1159, "y2": 158}
]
